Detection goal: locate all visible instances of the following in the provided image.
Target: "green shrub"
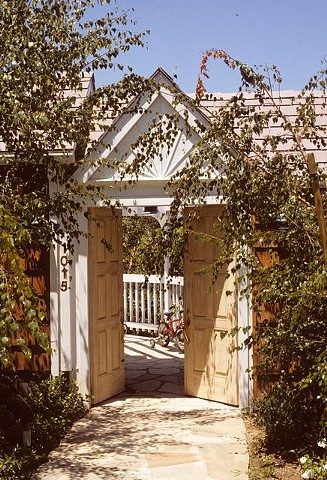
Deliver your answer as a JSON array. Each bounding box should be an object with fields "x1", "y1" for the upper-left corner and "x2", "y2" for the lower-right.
[
  {"x1": 299, "y1": 451, "x2": 327, "y2": 480},
  {"x1": 0, "y1": 405, "x2": 23, "y2": 454},
  {"x1": 0, "y1": 373, "x2": 88, "y2": 479},
  {"x1": 253, "y1": 381, "x2": 323, "y2": 449},
  {"x1": 0, "y1": 447, "x2": 39, "y2": 480},
  {"x1": 26, "y1": 373, "x2": 89, "y2": 455}
]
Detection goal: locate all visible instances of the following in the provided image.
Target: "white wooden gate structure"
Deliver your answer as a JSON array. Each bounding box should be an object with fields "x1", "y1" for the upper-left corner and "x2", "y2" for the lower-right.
[{"x1": 51, "y1": 68, "x2": 253, "y2": 408}]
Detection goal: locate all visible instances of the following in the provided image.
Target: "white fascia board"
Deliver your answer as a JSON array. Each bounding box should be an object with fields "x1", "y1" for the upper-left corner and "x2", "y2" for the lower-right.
[
  {"x1": 98, "y1": 197, "x2": 173, "y2": 208},
  {"x1": 0, "y1": 149, "x2": 75, "y2": 163},
  {"x1": 160, "y1": 87, "x2": 211, "y2": 131},
  {"x1": 96, "y1": 192, "x2": 224, "y2": 208},
  {"x1": 74, "y1": 89, "x2": 163, "y2": 184}
]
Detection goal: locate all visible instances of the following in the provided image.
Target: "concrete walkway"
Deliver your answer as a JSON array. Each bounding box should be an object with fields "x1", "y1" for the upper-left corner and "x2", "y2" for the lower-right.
[{"x1": 32, "y1": 335, "x2": 249, "y2": 480}]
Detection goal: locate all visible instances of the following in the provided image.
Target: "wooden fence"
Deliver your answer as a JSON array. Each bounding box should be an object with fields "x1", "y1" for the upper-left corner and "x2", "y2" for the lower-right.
[{"x1": 123, "y1": 274, "x2": 184, "y2": 333}]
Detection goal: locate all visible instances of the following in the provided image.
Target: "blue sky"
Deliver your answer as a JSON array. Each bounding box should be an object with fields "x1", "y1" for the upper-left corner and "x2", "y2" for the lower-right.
[{"x1": 94, "y1": 0, "x2": 327, "y2": 93}]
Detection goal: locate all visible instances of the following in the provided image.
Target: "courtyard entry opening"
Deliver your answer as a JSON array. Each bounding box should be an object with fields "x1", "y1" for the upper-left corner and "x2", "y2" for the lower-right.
[{"x1": 88, "y1": 206, "x2": 239, "y2": 406}]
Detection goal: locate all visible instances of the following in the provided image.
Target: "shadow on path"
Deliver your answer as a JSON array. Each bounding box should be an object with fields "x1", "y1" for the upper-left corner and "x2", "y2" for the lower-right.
[
  {"x1": 124, "y1": 334, "x2": 184, "y2": 397},
  {"x1": 32, "y1": 335, "x2": 249, "y2": 480}
]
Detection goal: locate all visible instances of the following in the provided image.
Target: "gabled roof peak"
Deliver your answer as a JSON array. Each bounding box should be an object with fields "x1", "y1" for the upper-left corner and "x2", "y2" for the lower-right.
[{"x1": 150, "y1": 67, "x2": 178, "y2": 84}]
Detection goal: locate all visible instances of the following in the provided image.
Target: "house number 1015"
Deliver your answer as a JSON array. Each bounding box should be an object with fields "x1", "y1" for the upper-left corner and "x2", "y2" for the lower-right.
[{"x1": 60, "y1": 255, "x2": 71, "y2": 291}]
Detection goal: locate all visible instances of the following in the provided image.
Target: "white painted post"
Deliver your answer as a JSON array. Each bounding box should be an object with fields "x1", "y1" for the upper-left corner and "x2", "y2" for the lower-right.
[
  {"x1": 75, "y1": 213, "x2": 90, "y2": 399},
  {"x1": 58, "y1": 241, "x2": 72, "y2": 373},
  {"x1": 68, "y1": 243, "x2": 77, "y2": 381},
  {"x1": 238, "y1": 263, "x2": 253, "y2": 409},
  {"x1": 163, "y1": 257, "x2": 171, "y2": 313},
  {"x1": 135, "y1": 281, "x2": 139, "y2": 323},
  {"x1": 153, "y1": 281, "x2": 158, "y2": 323},
  {"x1": 123, "y1": 282, "x2": 128, "y2": 322},
  {"x1": 141, "y1": 282, "x2": 145, "y2": 323},
  {"x1": 129, "y1": 281, "x2": 133, "y2": 322},
  {"x1": 159, "y1": 281, "x2": 164, "y2": 321},
  {"x1": 50, "y1": 231, "x2": 74, "y2": 377},
  {"x1": 49, "y1": 244, "x2": 60, "y2": 376},
  {"x1": 147, "y1": 282, "x2": 151, "y2": 324}
]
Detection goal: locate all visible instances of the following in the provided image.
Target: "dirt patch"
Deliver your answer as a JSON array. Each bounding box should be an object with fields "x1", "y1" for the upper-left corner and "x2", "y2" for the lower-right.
[{"x1": 244, "y1": 415, "x2": 302, "y2": 480}]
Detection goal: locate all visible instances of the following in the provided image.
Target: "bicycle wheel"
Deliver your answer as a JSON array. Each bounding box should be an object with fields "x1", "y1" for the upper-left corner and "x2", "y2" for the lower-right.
[
  {"x1": 176, "y1": 329, "x2": 185, "y2": 353},
  {"x1": 158, "y1": 322, "x2": 170, "y2": 347}
]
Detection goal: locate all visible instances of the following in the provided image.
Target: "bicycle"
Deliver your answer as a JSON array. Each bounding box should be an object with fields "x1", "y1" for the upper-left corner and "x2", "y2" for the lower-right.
[{"x1": 150, "y1": 304, "x2": 185, "y2": 353}]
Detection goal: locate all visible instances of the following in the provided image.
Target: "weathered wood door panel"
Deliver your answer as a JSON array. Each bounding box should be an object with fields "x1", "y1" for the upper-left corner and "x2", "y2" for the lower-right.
[
  {"x1": 88, "y1": 207, "x2": 124, "y2": 405},
  {"x1": 184, "y1": 205, "x2": 238, "y2": 405}
]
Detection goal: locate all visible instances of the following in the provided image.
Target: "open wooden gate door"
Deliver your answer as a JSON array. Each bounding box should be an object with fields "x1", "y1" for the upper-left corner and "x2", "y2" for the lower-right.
[
  {"x1": 184, "y1": 205, "x2": 239, "y2": 405},
  {"x1": 88, "y1": 207, "x2": 124, "y2": 405}
]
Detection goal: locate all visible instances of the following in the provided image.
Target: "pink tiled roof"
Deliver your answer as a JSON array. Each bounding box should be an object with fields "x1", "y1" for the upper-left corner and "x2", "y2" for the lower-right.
[
  {"x1": 189, "y1": 90, "x2": 327, "y2": 169},
  {"x1": 1, "y1": 68, "x2": 326, "y2": 170}
]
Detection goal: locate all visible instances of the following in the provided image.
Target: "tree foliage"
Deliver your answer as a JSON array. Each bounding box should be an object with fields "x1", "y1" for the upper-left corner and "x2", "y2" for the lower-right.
[
  {"x1": 122, "y1": 216, "x2": 164, "y2": 275},
  {"x1": 160, "y1": 50, "x2": 327, "y2": 448},
  {"x1": 122, "y1": 215, "x2": 184, "y2": 276},
  {"x1": 0, "y1": 0, "x2": 149, "y2": 367},
  {"x1": 1, "y1": 1, "x2": 326, "y2": 450}
]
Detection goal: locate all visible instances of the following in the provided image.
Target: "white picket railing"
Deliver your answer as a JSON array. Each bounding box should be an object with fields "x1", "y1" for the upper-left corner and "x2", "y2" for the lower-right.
[{"x1": 123, "y1": 274, "x2": 184, "y2": 333}]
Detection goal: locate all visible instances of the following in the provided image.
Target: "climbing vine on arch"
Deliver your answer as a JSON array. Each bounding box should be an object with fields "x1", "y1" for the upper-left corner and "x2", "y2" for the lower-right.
[{"x1": 160, "y1": 50, "x2": 327, "y2": 449}]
